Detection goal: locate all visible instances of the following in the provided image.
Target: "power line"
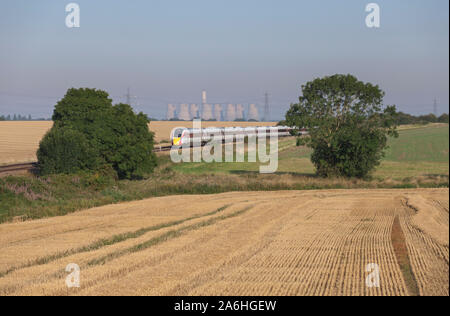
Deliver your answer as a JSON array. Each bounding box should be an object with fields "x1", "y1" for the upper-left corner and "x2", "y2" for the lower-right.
[{"x1": 123, "y1": 87, "x2": 138, "y2": 106}]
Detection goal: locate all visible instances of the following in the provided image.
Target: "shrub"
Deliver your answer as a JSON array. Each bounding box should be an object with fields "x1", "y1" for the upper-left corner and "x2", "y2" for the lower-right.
[
  {"x1": 106, "y1": 103, "x2": 157, "y2": 179},
  {"x1": 438, "y1": 113, "x2": 449, "y2": 123},
  {"x1": 311, "y1": 120, "x2": 391, "y2": 178},
  {"x1": 37, "y1": 127, "x2": 101, "y2": 175}
]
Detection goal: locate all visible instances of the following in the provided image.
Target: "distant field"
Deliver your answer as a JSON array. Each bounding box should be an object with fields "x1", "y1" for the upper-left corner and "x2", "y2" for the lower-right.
[
  {"x1": 384, "y1": 125, "x2": 449, "y2": 162},
  {"x1": 174, "y1": 124, "x2": 449, "y2": 180},
  {"x1": 0, "y1": 189, "x2": 447, "y2": 296},
  {"x1": 0, "y1": 121, "x2": 276, "y2": 165},
  {"x1": 0, "y1": 122, "x2": 52, "y2": 165}
]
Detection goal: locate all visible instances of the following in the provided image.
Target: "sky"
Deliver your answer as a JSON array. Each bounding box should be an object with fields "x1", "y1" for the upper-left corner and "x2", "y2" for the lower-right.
[{"x1": 0, "y1": 0, "x2": 448, "y2": 120}]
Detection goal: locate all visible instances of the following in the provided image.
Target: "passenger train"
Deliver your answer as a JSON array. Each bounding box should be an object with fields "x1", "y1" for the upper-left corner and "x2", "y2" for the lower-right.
[{"x1": 171, "y1": 126, "x2": 300, "y2": 146}]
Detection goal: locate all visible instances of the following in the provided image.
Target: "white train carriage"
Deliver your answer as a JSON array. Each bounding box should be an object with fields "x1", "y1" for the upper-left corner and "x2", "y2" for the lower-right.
[{"x1": 172, "y1": 126, "x2": 295, "y2": 146}]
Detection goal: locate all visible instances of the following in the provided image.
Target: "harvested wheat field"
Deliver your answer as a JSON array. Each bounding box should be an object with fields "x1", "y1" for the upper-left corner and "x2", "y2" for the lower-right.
[
  {"x1": 0, "y1": 189, "x2": 447, "y2": 296},
  {"x1": 0, "y1": 121, "x2": 276, "y2": 165},
  {"x1": 0, "y1": 121, "x2": 52, "y2": 165}
]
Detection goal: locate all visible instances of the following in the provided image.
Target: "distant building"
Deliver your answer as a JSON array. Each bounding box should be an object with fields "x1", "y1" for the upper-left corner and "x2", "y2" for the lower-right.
[
  {"x1": 235, "y1": 104, "x2": 245, "y2": 120},
  {"x1": 169, "y1": 91, "x2": 261, "y2": 122},
  {"x1": 190, "y1": 104, "x2": 200, "y2": 119},
  {"x1": 202, "y1": 90, "x2": 207, "y2": 105},
  {"x1": 202, "y1": 104, "x2": 213, "y2": 120},
  {"x1": 214, "y1": 104, "x2": 222, "y2": 121},
  {"x1": 166, "y1": 104, "x2": 176, "y2": 120},
  {"x1": 248, "y1": 104, "x2": 259, "y2": 121},
  {"x1": 179, "y1": 104, "x2": 191, "y2": 121},
  {"x1": 226, "y1": 104, "x2": 236, "y2": 121}
]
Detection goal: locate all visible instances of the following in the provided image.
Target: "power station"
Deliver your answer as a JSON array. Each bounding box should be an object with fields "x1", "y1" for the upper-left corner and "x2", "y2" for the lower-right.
[{"x1": 166, "y1": 91, "x2": 262, "y2": 121}]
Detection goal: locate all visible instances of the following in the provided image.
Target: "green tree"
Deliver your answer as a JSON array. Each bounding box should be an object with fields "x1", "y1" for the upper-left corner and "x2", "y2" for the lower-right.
[
  {"x1": 38, "y1": 88, "x2": 157, "y2": 179},
  {"x1": 285, "y1": 74, "x2": 398, "y2": 178},
  {"x1": 37, "y1": 127, "x2": 101, "y2": 175},
  {"x1": 0, "y1": 115, "x2": 5, "y2": 121},
  {"x1": 395, "y1": 112, "x2": 417, "y2": 125},
  {"x1": 106, "y1": 103, "x2": 157, "y2": 179},
  {"x1": 418, "y1": 114, "x2": 438, "y2": 124},
  {"x1": 438, "y1": 113, "x2": 449, "y2": 123}
]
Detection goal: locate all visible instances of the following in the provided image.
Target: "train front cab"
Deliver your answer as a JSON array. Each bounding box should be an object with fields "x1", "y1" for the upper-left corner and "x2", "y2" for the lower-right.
[{"x1": 172, "y1": 128, "x2": 185, "y2": 146}]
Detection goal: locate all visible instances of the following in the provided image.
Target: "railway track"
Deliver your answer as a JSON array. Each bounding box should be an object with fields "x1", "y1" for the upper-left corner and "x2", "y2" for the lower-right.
[
  {"x1": 0, "y1": 146, "x2": 172, "y2": 176},
  {"x1": 0, "y1": 163, "x2": 37, "y2": 175},
  {"x1": 153, "y1": 145, "x2": 173, "y2": 152}
]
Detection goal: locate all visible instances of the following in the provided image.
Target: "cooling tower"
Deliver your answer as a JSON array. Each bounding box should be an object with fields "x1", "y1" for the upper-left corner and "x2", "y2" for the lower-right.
[
  {"x1": 248, "y1": 104, "x2": 259, "y2": 121},
  {"x1": 166, "y1": 104, "x2": 176, "y2": 120},
  {"x1": 235, "y1": 104, "x2": 245, "y2": 120},
  {"x1": 190, "y1": 104, "x2": 199, "y2": 119},
  {"x1": 226, "y1": 104, "x2": 236, "y2": 121},
  {"x1": 214, "y1": 104, "x2": 222, "y2": 121},
  {"x1": 179, "y1": 104, "x2": 191, "y2": 121},
  {"x1": 202, "y1": 104, "x2": 213, "y2": 121}
]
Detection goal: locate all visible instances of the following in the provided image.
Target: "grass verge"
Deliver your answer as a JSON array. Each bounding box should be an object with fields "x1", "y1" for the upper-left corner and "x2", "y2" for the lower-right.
[{"x1": 0, "y1": 163, "x2": 448, "y2": 224}]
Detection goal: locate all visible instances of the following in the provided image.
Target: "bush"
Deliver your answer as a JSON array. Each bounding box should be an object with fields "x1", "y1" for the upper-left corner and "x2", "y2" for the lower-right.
[
  {"x1": 438, "y1": 113, "x2": 449, "y2": 123},
  {"x1": 106, "y1": 103, "x2": 157, "y2": 179},
  {"x1": 311, "y1": 120, "x2": 389, "y2": 178},
  {"x1": 38, "y1": 88, "x2": 157, "y2": 179},
  {"x1": 285, "y1": 74, "x2": 398, "y2": 178},
  {"x1": 37, "y1": 127, "x2": 101, "y2": 175}
]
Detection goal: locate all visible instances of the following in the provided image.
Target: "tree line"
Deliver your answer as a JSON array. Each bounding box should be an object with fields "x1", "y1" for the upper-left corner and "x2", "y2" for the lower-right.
[
  {"x1": 0, "y1": 114, "x2": 33, "y2": 121},
  {"x1": 396, "y1": 112, "x2": 449, "y2": 125},
  {"x1": 0, "y1": 114, "x2": 52, "y2": 121}
]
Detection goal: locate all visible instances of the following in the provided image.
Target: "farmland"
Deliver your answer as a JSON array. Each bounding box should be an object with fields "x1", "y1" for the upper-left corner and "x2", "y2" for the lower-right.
[
  {"x1": 0, "y1": 121, "x2": 277, "y2": 165},
  {"x1": 0, "y1": 122, "x2": 448, "y2": 296},
  {"x1": 0, "y1": 189, "x2": 447, "y2": 296},
  {"x1": 0, "y1": 122, "x2": 447, "y2": 180},
  {"x1": 174, "y1": 124, "x2": 449, "y2": 180},
  {"x1": 0, "y1": 122, "x2": 52, "y2": 165}
]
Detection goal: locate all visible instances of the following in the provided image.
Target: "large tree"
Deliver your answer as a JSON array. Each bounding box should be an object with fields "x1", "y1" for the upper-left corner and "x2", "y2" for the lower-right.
[
  {"x1": 285, "y1": 74, "x2": 398, "y2": 178},
  {"x1": 38, "y1": 88, "x2": 157, "y2": 179}
]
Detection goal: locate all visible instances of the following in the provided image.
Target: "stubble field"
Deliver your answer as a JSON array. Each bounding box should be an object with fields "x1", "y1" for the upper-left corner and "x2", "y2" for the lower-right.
[{"x1": 0, "y1": 189, "x2": 447, "y2": 296}]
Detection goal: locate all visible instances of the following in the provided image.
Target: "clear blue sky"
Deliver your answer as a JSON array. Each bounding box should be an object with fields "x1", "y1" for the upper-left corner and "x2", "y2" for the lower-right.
[{"x1": 0, "y1": 0, "x2": 448, "y2": 119}]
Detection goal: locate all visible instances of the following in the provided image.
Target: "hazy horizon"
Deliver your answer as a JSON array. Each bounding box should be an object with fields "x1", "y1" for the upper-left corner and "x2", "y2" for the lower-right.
[{"x1": 0, "y1": 0, "x2": 448, "y2": 120}]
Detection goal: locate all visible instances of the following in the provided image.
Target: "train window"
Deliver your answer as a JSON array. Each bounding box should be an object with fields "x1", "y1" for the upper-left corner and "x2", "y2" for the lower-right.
[{"x1": 174, "y1": 129, "x2": 184, "y2": 137}]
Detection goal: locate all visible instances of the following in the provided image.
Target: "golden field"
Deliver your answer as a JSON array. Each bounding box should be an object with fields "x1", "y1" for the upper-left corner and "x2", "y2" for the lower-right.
[
  {"x1": 0, "y1": 122, "x2": 52, "y2": 165},
  {"x1": 0, "y1": 121, "x2": 277, "y2": 165},
  {"x1": 0, "y1": 189, "x2": 447, "y2": 296}
]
